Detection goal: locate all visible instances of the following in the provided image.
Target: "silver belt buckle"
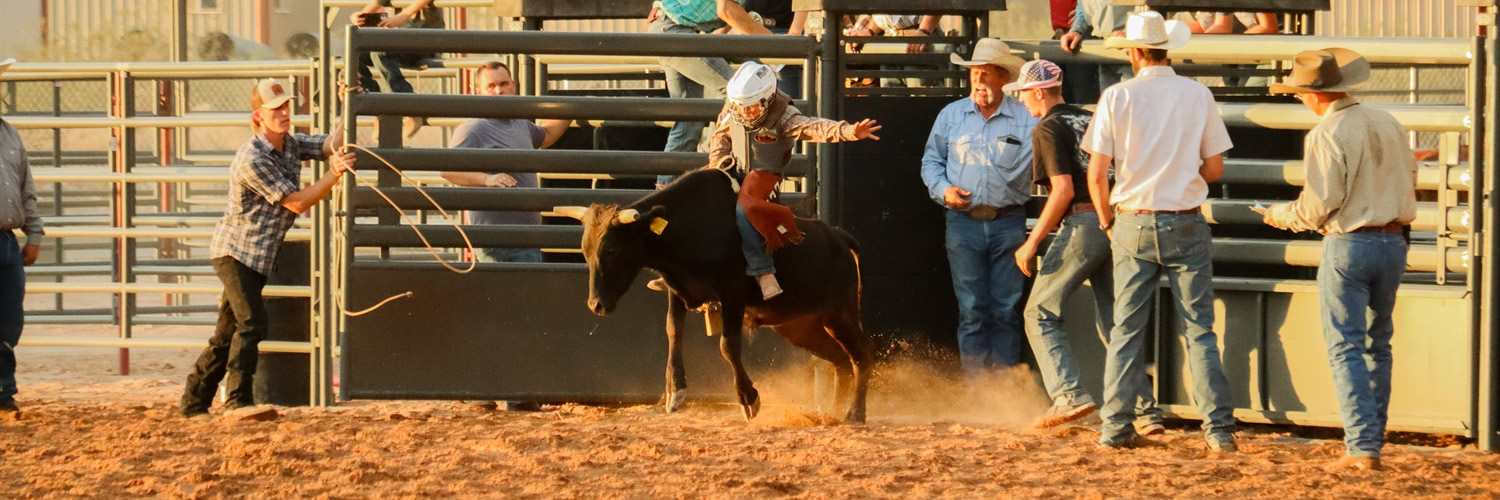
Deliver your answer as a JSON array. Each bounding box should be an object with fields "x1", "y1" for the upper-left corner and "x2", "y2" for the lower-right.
[{"x1": 969, "y1": 205, "x2": 997, "y2": 221}]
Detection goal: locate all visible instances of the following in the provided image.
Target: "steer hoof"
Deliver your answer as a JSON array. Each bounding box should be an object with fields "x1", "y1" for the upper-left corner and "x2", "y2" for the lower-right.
[
  {"x1": 843, "y1": 409, "x2": 866, "y2": 425},
  {"x1": 740, "y1": 398, "x2": 761, "y2": 422},
  {"x1": 665, "y1": 390, "x2": 686, "y2": 413}
]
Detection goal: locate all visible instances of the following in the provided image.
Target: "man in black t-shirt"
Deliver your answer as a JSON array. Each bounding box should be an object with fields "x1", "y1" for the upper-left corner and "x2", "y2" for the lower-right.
[{"x1": 1006, "y1": 60, "x2": 1165, "y2": 432}]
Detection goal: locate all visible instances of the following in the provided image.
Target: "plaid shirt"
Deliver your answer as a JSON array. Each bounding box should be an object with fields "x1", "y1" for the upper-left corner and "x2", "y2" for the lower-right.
[
  {"x1": 210, "y1": 132, "x2": 327, "y2": 276},
  {"x1": 656, "y1": 0, "x2": 741, "y2": 31}
]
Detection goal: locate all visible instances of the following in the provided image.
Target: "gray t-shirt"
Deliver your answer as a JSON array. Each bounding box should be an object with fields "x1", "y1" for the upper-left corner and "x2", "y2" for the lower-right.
[{"x1": 452, "y1": 118, "x2": 544, "y2": 226}]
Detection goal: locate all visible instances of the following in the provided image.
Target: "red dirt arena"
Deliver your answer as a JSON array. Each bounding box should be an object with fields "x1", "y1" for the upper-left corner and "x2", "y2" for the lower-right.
[{"x1": 4, "y1": 325, "x2": 1499, "y2": 499}]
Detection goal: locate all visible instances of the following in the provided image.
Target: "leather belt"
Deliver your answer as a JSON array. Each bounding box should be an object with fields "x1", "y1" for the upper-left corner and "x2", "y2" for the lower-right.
[
  {"x1": 1065, "y1": 203, "x2": 1095, "y2": 217},
  {"x1": 746, "y1": 11, "x2": 780, "y2": 27},
  {"x1": 1353, "y1": 222, "x2": 1404, "y2": 233},
  {"x1": 1116, "y1": 207, "x2": 1200, "y2": 215},
  {"x1": 967, "y1": 204, "x2": 1019, "y2": 221}
]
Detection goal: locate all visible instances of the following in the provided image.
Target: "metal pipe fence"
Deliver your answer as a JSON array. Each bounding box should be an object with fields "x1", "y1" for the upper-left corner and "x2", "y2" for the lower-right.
[
  {"x1": 2, "y1": 0, "x2": 1491, "y2": 431},
  {"x1": 3, "y1": 59, "x2": 320, "y2": 376}
]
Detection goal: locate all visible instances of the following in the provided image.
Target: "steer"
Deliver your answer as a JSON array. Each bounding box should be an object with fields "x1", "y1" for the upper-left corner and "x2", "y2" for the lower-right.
[{"x1": 555, "y1": 168, "x2": 873, "y2": 423}]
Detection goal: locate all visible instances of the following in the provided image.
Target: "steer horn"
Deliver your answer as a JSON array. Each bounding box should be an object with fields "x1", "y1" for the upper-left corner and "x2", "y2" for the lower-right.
[
  {"x1": 617, "y1": 209, "x2": 640, "y2": 224},
  {"x1": 553, "y1": 206, "x2": 587, "y2": 220}
]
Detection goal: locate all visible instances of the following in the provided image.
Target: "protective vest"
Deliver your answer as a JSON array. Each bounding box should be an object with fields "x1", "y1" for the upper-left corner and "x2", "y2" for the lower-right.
[{"x1": 728, "y1": 92, "x2": 795, "y2": 176}]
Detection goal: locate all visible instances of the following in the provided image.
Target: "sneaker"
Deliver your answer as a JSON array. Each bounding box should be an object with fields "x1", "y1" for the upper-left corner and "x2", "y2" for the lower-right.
[
  {"x1": 1135, "y1": 420, "x2": 1166, "y2": 436},
  {"x1": 1208, "y1": 439, "x2": 1238, "y2": 453},
  {"x1": 185, "y1": 411, "x2": 212, "y2": 422},
  {"x1": 757, "y1": 274, "x2": 783, "y2": 300},
  {"x1": 0, "y1": 399, "x2": 20, "y2": 420},
  {"x1": 1075, "y1": 412, "x2": 1104, "y2": 427},
  {"x1": 1033, "y1": 400, "x2": 1097, "y2": 430},
  {"x1": 1097, "y1": 434, "x2": 1151, "y2": 450}
]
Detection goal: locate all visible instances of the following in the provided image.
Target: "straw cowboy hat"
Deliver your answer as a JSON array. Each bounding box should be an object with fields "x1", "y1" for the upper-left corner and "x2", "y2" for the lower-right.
[
  {"x1": 0, "y1": 58, "x2": 14, "y2": 78},
  {"x1": 951, "y1": 38, "x2": 1027, "y2": 80},
  {"x1": 1268, "y1": 47, "x2": 1370, "y2": 94},
  {"x1": 1104, "y1": 11, "x2": 1190, "y2": 51}
]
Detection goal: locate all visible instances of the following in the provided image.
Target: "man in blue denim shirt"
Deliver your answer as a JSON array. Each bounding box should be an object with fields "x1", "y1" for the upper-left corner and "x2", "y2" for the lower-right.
[
  {"x1": 1259, "y1": 48, "x2": 1416, "y2": 471},
  {"x1": 1083, "y1": 12, "x2": 1238, "y2": 451},
  {"x1": 920, "y1": 39, "x2": 1038, "y2": 378}
]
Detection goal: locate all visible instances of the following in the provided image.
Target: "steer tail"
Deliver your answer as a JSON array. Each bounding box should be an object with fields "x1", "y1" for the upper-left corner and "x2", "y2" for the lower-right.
[
  {"x1": 833, "y1": 228, "x2": 863, "y2": 308},
  {"x1": 834, "y1": 227, "x2": 861, "y2": 255}
]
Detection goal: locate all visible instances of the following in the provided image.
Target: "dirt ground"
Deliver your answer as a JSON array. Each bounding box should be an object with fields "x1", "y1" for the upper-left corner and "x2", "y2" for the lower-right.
[{"x1": 4, "y1": 326, "x2": 1500, "y2": 499}]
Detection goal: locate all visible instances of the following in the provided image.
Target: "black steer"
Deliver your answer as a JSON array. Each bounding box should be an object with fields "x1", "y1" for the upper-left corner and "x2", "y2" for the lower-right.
[{"x1": 555, "y1": 168, "x2": 872, "y2": 423}]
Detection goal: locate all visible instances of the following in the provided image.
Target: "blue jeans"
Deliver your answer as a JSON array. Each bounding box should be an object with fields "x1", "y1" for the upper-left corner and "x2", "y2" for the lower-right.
[
  {"x1": 1023, "y1": 211, "x2": 1164, "y2": 419},
  {"x1": 651, "y1": 16, "x2": 734, "y2": 186},
  {"x1": 1101, "y1": 213, "x2": 1234, "y2": 447},
  {"x1": 1319, "y1": 232, "x2": 1406, "y2": 458},
  {"x1": 736, "y1": 204, "x2": 774, "y2": 276},
  {"x1": 945, "y1": 209, "x2": 1027, "y2": 376},
  {"x1": 0, "y1": 232, "x2": 24, "y2": 402},
  {"x1": 476, "y1": 247, "x2": 543, "y2": 263},
  {"x1": 357, "y1": 51, "x2": 418, "y2": 94}
]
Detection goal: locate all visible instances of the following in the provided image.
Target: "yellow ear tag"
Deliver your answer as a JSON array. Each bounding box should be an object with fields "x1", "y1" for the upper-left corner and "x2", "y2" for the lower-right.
[{"x1": 650, "y1": 217, "x2": 669, "y2": 235}]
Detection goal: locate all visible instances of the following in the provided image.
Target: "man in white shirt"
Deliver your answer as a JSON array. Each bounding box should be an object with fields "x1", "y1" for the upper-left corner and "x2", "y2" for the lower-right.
[{"x1": 1082, "y1": 12, "x2": 1238, "y2": 452}]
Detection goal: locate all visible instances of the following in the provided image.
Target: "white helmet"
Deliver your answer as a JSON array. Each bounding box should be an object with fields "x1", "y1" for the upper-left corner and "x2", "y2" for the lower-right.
[{"x1": 727, "y1": 62, "x2": 777, "y2": 106}]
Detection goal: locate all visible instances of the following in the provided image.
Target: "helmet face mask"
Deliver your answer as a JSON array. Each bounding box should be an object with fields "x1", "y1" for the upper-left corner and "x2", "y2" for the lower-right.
[
  {"x1": 733, "y1": 100, "x2": 767, "y2": 124},
  {"x1": 727, "y1": 62, "x2": 778, "y2": 126}
]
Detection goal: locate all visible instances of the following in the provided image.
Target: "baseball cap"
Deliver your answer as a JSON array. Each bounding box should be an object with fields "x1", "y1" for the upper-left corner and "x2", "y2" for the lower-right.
[
  {"x1": 1001, "y1": 60, "x2": 1063, "y2": 92},
  {"x1": 251, "y1": 78, "x2": 295, "y2": 109}
]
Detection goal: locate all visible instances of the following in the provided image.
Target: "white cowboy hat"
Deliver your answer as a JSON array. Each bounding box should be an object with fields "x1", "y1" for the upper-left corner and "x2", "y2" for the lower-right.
[
  {"x1": 1268, "y1": 47, "x2": 1370, "y2": 94},
  {"x1": 1104, "y1": 11, "x2": 1190, "y2": 51},
  {"x1": 950, "y1": 38, "x2": 1026, "y2": 80},
  {"x1": 0, "y1": 58, "x2": 14, "y2": 78}
]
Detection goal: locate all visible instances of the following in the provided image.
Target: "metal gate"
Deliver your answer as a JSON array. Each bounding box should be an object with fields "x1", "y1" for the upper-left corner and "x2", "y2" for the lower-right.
[{"x1": 328, "y1": 27, "x2": 823, "y2": 402}]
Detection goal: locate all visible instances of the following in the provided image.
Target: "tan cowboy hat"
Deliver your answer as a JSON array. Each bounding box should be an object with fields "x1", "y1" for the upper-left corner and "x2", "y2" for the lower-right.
[
  {"x1": 1268, "y1": 47, "x2": 1370, "y2": 94},
  {"x1": 951, "y1": 38, "x2": 1026, "y2": 80},
  {"x1": 0, "y1": 58, "x2": 14, "y2": 78},
  {"x1": 1104, "y1": 11, "x2": 1190, "y2": 51}
]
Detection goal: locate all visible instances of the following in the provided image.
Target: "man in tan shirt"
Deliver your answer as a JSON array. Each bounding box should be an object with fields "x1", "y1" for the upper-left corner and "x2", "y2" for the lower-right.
[{"x1": 1256, "y1": 47, "x2": 1417, "y2": 471}]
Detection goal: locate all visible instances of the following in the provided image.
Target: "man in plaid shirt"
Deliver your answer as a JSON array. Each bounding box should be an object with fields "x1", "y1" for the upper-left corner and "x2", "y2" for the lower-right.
[{"x1": 181, "y1": 79, "x2": 354, "y2": 419}]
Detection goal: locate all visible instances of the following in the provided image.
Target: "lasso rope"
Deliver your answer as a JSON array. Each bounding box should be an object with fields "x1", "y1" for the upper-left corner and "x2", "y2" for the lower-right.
[{"x1": 329, "y1": 143, "x2": 480, "y2": 316}]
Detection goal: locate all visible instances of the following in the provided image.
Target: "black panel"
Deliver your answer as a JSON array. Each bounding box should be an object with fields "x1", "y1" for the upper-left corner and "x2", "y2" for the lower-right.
[
  {"x1": 833, "y1": 97, "x2": 963, "y2": 362},
  {"x1": 343, "y1": 266, "x2": 798, "y2": 402},
  {"x1": 256, "y1": 241, "x2": 311, "y2": 406}
]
